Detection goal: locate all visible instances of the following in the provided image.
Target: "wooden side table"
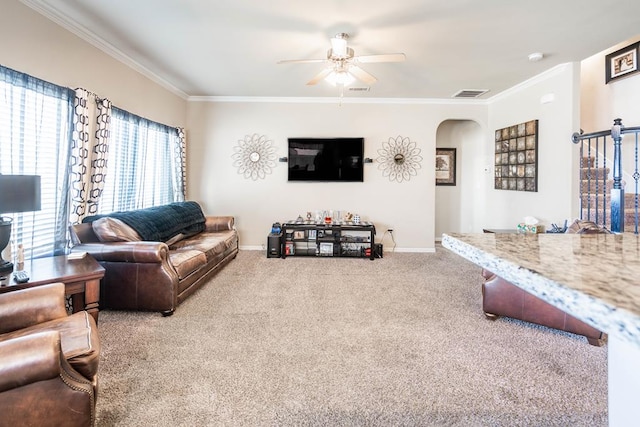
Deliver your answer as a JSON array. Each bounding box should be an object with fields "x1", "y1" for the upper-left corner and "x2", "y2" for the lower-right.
[{"x1": 0, "y1": 255, "x2": 105, "y2": 323}]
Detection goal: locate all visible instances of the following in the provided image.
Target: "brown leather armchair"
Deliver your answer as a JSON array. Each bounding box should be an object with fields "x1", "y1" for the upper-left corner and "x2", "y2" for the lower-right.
[
  {"x1": 0, "y1": 282, "x2": 100, "y2": 426},
  {"x1": 0, "y1": 332, "x2": 95, "y2": 427}
]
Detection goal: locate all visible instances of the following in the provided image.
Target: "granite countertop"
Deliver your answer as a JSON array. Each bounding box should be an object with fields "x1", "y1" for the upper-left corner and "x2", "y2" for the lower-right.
[{"x1": 441, "y1": 232, "x2": 640, "y2": 347}]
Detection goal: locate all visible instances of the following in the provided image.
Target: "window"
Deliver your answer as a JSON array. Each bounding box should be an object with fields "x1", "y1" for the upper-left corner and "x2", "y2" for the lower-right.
[
  {"x1": 0, "y1": 65, "x2": 74, "y2": 259},
  {"x1": 98, "y1": 107, "x2": 184, "y2": 213}
]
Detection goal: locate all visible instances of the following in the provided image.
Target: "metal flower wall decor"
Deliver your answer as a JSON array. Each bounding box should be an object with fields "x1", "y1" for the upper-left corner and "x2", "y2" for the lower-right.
[
  {"x1": 376, "y1": 135, "x2": 423, "y2": 182},
  {"x1": 231, "y1": 134, "x2": 277, "y2": 180}
]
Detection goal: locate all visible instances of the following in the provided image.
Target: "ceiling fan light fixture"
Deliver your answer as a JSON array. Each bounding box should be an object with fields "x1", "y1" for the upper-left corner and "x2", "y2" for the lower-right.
[
  {"x1": 330, "y1": 34, "x2": 349, "y2": 58},
  {"x1": 325, "y1": 70, "x2": 355, "y2": 87}
]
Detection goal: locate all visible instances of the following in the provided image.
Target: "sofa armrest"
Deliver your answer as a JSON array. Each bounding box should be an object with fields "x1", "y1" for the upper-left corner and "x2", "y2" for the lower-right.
[
  {"x1": 205, "y1": 216, "x2": 235, "y2": 232},
  {"x1": 0, "y1": 331, "x2": 95, "y2": 426},
  {"x1": 72, "y1": 241, "x2": 170, "y2": 263},
  {"x1": 0, "y1": 331, "x2": 64, "y2": 392},
  {"x1": 0, "y1": 283, "x2": 68, "y2": 334}
]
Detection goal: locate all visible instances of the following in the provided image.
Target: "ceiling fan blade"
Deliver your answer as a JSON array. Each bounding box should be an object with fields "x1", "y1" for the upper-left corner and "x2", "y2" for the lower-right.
[
  {"x1": 348, "y1": 65, "x2": 377, "y2": 85},
  {"x1": 306, "y1": 68, "x2": 333, "y2": 85},
  {"x1": 355, "y1": 53, "x2": 406, "y2": 63},
  {"x1": 277, "y1": 58, "x2": 327, "y2": 64}
]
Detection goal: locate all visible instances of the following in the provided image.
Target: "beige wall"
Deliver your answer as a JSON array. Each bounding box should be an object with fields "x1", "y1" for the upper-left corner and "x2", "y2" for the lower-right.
[
  {"x1": 486, "y1": 63, "x2": 581, "y2": 228},
  {"x1": 186, "y1": 65, "x2": 581, "y2": 250},
  {"x1": 186, "y1": 99, "x2": 488, "y2": 251},
  {"x1": 1, "y1": 0, "x2": 186, "y2": 127},
  {"x1": 581, "y1": 35, "x2": 640, "y2": 190},
  {"x1": 581, "y1": 35, "x2": 640, "y2": 132}
]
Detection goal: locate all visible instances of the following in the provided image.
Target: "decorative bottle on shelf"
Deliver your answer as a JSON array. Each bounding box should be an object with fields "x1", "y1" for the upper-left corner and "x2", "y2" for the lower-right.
[
  {"x1": 324, "y1": 210, "x2": 332, "y2": 224},
  {"x1": 16, "y1": 243, "x2": 24, "y2": 270}
]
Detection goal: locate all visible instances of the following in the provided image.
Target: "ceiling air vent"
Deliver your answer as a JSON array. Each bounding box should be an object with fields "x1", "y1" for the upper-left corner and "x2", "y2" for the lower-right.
[
  {"x1": 348, "y1": 87, "x2": 371, "y2": 92},
  {"x1": 452, "y1": 89, "x2": 489, "y2": 98}
]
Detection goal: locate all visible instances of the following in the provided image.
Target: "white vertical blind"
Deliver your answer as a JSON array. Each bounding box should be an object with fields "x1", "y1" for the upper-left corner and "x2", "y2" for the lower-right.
[
  {"x1": 0, "y1": 65, "x2": 73, "y2": 259},
  {"x1": 98, "y1": 107, "x2": 183, "y2": 213}
]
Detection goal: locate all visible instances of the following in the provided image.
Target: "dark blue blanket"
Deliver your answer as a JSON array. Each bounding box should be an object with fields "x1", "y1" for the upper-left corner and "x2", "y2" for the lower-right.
[{"x1": 83, "y1": 201, "x2": 206, "y2": 242}]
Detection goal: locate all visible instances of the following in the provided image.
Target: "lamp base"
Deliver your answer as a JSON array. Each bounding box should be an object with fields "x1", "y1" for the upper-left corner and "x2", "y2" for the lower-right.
[
  {"x1": 0, "y1": 220, "x2": 13, "y2": 273},
  {"x1": 0, "y1": 259, "x2": 13, "y2": 273}
]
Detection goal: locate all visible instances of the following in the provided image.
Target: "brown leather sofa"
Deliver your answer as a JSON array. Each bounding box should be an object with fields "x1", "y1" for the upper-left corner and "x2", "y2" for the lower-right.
[
  {"x1": 0, "y1": 283, "x2": 99, "y2": 426},
  {"x1": 481, "y1": 269, "x2": 605, "y2": 346},
  {"x1": 70, "y1": 210, "x2": 239, "y2": 316}
]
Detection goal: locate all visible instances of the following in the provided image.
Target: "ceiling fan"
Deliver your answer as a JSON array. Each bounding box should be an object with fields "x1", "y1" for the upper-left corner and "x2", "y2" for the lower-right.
[{"x1": 277, "y1": 33, "x2": 405, "y2": 87}]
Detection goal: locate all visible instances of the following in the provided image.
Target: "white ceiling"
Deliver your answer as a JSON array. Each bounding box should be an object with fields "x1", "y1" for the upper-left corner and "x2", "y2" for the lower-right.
[{"x1": 22, "y1": 0, "x2": 640, "y2": 100}]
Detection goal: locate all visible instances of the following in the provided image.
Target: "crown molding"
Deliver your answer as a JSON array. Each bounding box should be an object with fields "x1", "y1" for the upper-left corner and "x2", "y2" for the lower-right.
[
  {"x1": 188, "y1": 95, "x2": 490, "y2": 105},
  {"x1": 20, "y1": 0, "x2": 189, "y2": 100},
  {"x1": 485, "y1": 63, "x2": 573, "y2": 104}
]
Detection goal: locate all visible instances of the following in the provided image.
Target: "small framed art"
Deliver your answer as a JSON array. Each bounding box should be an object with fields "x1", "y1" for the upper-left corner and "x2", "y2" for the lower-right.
[
  {"x1": 435, "y1": 148, "x2": 456, "y2": 186},
  {"x1": 605, "y1": 42, "x2": 639, "y2": 83}
]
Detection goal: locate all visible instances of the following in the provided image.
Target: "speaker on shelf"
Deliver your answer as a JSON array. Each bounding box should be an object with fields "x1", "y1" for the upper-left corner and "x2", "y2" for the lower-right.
[
  {"x1": 374, "y1": 243, "x2": 383, "y2": 258},
  {"x1": 267, "y1": 233, "x2": 282, "y2": 258}
]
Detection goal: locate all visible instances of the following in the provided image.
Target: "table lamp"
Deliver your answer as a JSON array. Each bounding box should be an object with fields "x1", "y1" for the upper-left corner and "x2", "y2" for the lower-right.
[{"x1": 0, "y1": 175, "x2": 41, "y2": 273}]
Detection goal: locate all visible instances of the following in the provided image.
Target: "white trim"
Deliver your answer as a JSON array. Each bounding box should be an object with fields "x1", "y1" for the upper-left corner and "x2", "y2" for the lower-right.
[
  {"x1": 188, "y1": 95, "x2": 489, "y2": 105},
  {"x1": 486, "y1": 63, "x2": 572, "y2": 104},
  {"x1": 390, "y1": 247, "x2": 436, "y2": 253},
  {"x1": 20, "y1": 0, "x2": 189, "y2": 100},
  {"x1": 240, "y1": 245, "x2": 264, "y2": 251}
]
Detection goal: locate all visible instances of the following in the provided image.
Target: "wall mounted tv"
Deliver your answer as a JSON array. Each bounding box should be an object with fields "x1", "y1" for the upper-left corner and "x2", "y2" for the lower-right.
[{"x1": 287, "y1": 137, "x2": 364, "y2": 182}]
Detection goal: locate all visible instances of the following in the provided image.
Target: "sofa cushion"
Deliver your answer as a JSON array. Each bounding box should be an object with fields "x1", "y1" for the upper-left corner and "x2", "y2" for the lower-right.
[
  {"x1": 92, "y1": 217, "x2": 141, "y2": 242},
  {"x1": 169, "y1": 249, "x2": 207, "y2": 280},
  {"x1": 171, "y1": 230, "x2": 237, "y2": 262}
]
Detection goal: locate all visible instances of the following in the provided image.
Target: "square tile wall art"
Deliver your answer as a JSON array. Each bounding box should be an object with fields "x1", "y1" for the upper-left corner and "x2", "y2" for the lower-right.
[{"x1": 494, "y1": 120, "x2": 538, "y2": 192}]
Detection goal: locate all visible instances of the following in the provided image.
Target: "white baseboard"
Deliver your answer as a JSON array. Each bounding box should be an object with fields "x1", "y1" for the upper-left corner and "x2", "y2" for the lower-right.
[
  {"x1": 239, "y1": 245, "x2": 264, "y2": 251},
  {"x1": 390, "y1": 247, "x2": 436, "y2": 253}
]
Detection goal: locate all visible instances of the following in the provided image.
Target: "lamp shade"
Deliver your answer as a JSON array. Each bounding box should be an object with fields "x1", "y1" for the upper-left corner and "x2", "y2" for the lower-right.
[{"x1": 0, "y1": 175, "x2": 41, "y2": 214}]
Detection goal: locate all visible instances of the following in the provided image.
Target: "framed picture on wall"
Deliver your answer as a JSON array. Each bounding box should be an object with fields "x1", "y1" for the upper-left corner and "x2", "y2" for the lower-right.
[
  {"x1": 494, "y1": 120, "x2": 538, "y2": 192},
  {"x1": 435, "y1": 148, "x2": 456, "y2": 186},
  {"x1": 606, "y1": 42, "x2": 640, "y2": 83}
]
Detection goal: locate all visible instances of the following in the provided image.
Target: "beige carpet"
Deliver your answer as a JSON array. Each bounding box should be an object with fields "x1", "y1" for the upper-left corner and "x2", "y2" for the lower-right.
[{"x1": 95, "y1": 248, "x2": 607, "y2": 426}]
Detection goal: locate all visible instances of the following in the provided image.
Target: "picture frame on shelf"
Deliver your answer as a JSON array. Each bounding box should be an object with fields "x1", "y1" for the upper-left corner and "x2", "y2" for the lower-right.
[
  {"x1": 606, "y1": 41, "x2": 640, "y2": 83},
  {"x1": 435, "y1": 148, "x2": 456, "y2": 186}
]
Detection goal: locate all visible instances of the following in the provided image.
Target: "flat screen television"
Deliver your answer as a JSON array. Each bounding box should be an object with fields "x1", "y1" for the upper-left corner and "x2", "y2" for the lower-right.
[{"x1": 287, "y1": 137, "x2": 364, "y2": 182}]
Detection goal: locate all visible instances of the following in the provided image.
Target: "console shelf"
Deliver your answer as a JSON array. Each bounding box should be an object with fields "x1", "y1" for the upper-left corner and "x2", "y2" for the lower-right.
[{"x1": 276, "y1": 221, "x2": 376, "y2": 260}]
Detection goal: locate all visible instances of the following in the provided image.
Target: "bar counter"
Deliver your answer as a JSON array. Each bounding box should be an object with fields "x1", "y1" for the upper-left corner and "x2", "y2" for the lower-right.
[
  {"x1": 441, "y1": 232, "x2": 640, "y2": 346},
  {"x1": 442, "y1": 232, "x2": 640, "y2": 427}
]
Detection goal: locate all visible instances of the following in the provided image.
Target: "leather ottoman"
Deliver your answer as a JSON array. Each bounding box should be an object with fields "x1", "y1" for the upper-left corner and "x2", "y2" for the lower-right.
[{"x1": 481, "y1": 269, "x2": 605, "y2": 346}]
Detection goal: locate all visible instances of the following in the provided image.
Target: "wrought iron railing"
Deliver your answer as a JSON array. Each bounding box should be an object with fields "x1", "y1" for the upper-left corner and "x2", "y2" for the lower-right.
[{"x1": 572, "y1": 118, "x2": 640, "y2": 234}]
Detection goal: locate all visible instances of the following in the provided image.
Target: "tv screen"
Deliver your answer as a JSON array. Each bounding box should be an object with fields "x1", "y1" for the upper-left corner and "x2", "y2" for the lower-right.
[{"x1": 288, "y1": 137, "x2": 364, "y2": 182}]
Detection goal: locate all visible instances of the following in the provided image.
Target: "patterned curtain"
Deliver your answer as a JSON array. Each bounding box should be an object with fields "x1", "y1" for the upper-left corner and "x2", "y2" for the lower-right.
[
  {"x1": 176, "y1": 127, "x2": 187, "y2": 200},
  {"x1": 69, "y1": 89, "x2": 111, "y2": 224}
]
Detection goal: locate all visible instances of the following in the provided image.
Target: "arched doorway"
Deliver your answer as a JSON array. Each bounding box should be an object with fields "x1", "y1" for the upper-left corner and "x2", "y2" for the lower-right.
[{"x1": 435, "y1": 119, "x2": 484, "y2": 239}]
